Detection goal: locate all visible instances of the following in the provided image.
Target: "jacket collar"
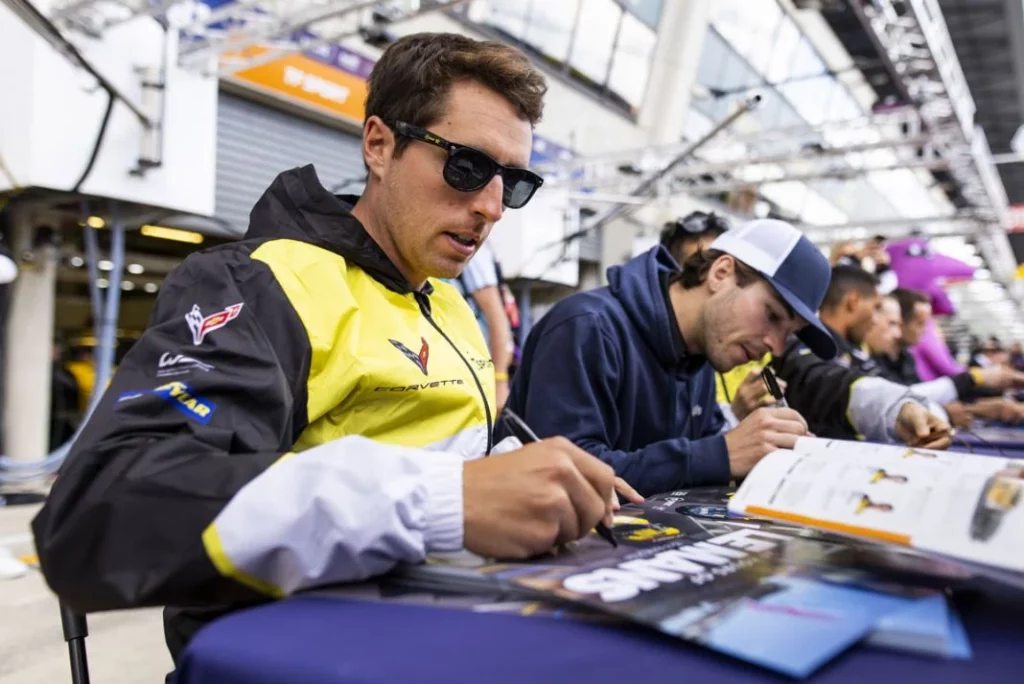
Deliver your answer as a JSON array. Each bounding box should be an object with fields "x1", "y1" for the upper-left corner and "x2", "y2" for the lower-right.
[{"x1": 245, "y1": 165, "x2": 431, "y2": 296}]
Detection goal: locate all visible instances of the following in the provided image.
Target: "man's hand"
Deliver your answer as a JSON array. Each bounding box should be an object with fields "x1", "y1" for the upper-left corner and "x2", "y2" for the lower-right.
[
  {"x1": 975, "y1": 365, "x2": 1024, "y2": 391},
  {"x1": 944, "y1": 401, "x2": 974, "y2": 429},
  {"x1": 731, "y1": 369, "x2": 786, "y2": 421},
  {"x1": 895, "y1": 402, "x2": 952, "y2": 449},
  {"x1": 723, "y1": 407, "x2": 809, "y2": 478},
  {"x1": 462, "y1": 437, "x2": 618, "y2": 559}
]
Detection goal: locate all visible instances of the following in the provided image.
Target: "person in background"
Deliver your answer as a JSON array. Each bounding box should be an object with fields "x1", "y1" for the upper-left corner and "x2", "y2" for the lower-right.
[
  {"x1": 32, "y1": 32, "x2": 639, "y2": 666},
  {"x1": 872, "y1": 289, "x2": 1024, "y2": 425},
  {"x1": 659, "y1": 210, "x2": 730, "y2": 266},
  {"x1": 501, "y1": 219, "x2": 951, "y2": 497},
  {"x1": 831, "y1": 236, "x2": 897, "y2": 293},
  {"x1": 451, "y1": 239, "x2": 514, "y2": 411},
  {"x1": 814, "y1": 265, "x2": 884, "y2": 372},
  {"x1": 1010, "y1": 341, "x2": 1024, "y2": 372}
]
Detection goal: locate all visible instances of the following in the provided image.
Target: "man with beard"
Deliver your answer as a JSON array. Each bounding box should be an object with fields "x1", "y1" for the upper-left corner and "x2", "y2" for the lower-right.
[{"x1": 501, "y1": 220, "x2": 951, "y2": 497}]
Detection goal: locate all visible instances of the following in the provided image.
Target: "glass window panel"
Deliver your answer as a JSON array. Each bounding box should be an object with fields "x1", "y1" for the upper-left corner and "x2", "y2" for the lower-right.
[
  {"x1": 779, "y1": 75, "x2": 834, "y2": 127},
  {"x1": 618, "y1": 0, "x2": 662, "y2": 27},
  {"x1": 766, "y1": 17, "x2": 801, "y2": 83},
  {"x1": 788, "y1": 37, "x2": 825, "y2": 79},
  {"x1": 568, "y1": 0, "x2": 623, "y2": 85},
  {"x1": 607, "y1": 12, "x2": 657, "y2": 108},
  {"x1": 474, "y1": 0, "x2": 530, "y2": 41},
  {"x1": 523, "y1": 1, "x2": 580, "y2": 62},
  {"x1": 826, "y1": 82, "x2": 864, "y2": 122},
  {"x1": 711, "y1": 0, "x2": 783, "y2": 76}
]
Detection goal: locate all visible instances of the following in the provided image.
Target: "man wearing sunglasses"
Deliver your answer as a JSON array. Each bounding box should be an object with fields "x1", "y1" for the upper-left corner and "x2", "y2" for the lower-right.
[
  {"x1": 659, "y1": 210, "x2": 730, "y2": 266},
  {"x1": 32, "y1": 32, "x2": 638, "y2": 665}
]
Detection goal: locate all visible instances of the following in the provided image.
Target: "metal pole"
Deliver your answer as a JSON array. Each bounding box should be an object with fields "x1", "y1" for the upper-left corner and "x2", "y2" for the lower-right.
[
  {"x1": 91, "y1": 206, "x2": 124, "y2": 408},
  {"x1": 584, "y1": 94, "x2": 762, "y2": 232}
]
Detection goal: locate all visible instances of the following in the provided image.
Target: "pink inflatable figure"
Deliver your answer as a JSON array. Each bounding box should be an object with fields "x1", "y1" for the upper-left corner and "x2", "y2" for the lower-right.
[{"x1": 886, "y1": 237, "x2": 975, "y2": 381}]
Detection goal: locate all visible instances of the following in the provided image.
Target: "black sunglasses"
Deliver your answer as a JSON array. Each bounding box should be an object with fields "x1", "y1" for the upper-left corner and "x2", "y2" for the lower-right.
[{"x1": 393, "y1": 121, "x2": 543, "y2": 209}]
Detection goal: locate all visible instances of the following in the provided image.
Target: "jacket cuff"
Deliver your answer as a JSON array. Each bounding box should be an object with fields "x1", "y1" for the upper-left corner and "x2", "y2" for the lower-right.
[
  {"x1": 689, "y1": 434, "x2": 731, "y2": 486},
  {"x1": 421, "y1": 454, "x2": 465, "y2": 553},
  {"x1": 952, "y1": 371, "x2": 976, "y2": 399}
]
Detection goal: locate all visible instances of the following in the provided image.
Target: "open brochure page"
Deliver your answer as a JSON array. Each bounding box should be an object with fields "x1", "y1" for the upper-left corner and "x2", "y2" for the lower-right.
[{"x1": 727, "y1": 437, "x2": 1024, "y2": 574}]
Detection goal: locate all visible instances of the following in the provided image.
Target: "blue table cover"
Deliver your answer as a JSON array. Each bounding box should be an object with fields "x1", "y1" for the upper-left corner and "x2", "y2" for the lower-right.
[{"x1": 174, "y1": 587, "x2": 1024, "y2": 684}]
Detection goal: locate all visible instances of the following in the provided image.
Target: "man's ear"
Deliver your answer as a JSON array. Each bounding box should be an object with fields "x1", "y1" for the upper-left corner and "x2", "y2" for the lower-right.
[
  {"x1": 706, "y1": 255, "x2": 734, "y2": 293},
  {"x1": 844, "y1": 289, "x2": 861, "y2": 313},
  {"x1": 362, "y1": 116, "x2": 393, "y2": 182}
]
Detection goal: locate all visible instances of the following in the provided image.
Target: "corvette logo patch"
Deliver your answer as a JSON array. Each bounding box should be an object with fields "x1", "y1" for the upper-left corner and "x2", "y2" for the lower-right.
[{"x1": 390, "y1": 337, "x2": 430, "y2": 376}]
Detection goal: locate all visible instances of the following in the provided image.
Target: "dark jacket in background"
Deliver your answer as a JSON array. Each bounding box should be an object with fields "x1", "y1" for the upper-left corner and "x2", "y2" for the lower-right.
[{"x1": 499, "y1": 247, "x2": 729, "y2": 497}]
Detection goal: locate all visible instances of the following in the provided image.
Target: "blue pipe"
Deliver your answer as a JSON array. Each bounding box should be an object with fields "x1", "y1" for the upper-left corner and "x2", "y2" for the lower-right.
[{"x1": 0, "y1": 205, "x2": 125, "y2": 483}]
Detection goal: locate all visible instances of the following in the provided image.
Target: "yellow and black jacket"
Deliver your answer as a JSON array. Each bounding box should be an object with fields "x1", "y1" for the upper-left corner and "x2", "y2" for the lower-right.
[{"x1": 32, "y1": 165, "x2": 496, "y2": 658}]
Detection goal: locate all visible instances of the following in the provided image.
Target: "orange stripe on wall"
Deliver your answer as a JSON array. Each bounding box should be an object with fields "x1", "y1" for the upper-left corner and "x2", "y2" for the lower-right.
[{"x1": 744, "y1": 506, "x2": 912, "y2": 546}]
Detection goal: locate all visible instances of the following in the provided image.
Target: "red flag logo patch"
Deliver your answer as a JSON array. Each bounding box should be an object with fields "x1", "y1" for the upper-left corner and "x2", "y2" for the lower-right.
[{"x1": 186, "y1": 303, "x2": 244, "y2": 346}]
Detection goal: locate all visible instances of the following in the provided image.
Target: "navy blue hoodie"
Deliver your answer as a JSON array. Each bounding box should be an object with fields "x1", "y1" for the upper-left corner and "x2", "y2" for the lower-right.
[{"x1": 498, "y1": 247, "x2": 730, "y2": 496}]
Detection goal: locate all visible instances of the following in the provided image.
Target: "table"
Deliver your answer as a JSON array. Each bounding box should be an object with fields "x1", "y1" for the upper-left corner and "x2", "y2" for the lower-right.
[{"x1": 173, "y1": 587, "x2": 1024, "y2": 684}]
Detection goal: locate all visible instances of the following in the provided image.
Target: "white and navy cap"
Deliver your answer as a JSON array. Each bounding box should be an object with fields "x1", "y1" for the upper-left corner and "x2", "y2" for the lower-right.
[{"x1": 709, "y1": 219, "x2": 837, "y2": 360}]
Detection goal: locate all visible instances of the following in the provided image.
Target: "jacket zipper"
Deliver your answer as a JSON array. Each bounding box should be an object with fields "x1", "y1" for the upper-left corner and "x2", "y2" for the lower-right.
[{"x1": 415, "y1": 292, "x2": 494, "y2": 454}]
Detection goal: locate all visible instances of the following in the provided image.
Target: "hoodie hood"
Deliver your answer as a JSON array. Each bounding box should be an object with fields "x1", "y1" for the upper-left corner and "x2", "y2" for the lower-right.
[
  {"x1": 607, "y1": 246, "x2": 689, "y2": 369},
  {"x1": 245, "y1": 164, "x2": 425, "y2": 295}
]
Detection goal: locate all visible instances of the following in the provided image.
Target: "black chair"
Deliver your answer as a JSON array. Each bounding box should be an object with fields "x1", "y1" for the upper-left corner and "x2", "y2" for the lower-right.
[{"x1": 59, "y1": 602, "x2": 91, "y2": 684}]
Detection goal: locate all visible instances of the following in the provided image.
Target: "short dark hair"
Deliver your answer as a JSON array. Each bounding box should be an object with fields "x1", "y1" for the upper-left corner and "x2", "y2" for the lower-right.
[
  {"x1": 659, "y1": 211, "x2": 730, "y2": 251},
  {"x1": 892, "y1": 287, "x2": 930, "y2": 324},
  {"x1": 820, "y1": 265, "x2": 880, "y2": 311},
  {"x1": 365, "y1": 33, "x2": 547, "y2": 157},
  {"x1": 675, "y1": 248, "x2": 754, "y2": 290}
]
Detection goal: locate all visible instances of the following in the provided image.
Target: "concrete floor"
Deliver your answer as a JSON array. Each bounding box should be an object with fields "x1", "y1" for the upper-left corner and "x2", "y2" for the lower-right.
[{"x1": 0, "y1": 503, "x2": 172, "y2": 683}]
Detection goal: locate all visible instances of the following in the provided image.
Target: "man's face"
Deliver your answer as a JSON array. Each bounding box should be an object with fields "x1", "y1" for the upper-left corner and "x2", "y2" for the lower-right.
[
  {"x1": 903, "y1": 301, "x2": 932, "y2": 346},
  {"x1": 865, "y1": 297, "x2": 902, "y2": 357},
  {"x1": 847, "y1": 290, "x2": 881, "y2": 346},
  {"x1": 363, "y1": 80, "x2": 533, "y2": 285},
  {"x1": 700, "y1": 257, "x2": 808, "y2": 372}
]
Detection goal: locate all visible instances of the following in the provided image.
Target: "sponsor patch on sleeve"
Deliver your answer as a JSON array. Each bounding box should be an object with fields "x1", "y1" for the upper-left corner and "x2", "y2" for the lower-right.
[{"x1": 116, "y1": 381, "x2": 216, "y2": 424}]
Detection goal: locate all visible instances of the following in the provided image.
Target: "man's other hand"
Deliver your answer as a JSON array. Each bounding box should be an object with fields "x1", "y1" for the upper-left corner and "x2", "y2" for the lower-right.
[
  {"x1": 895, "y1": 402, "x2": 952, "y2": 450},
  {"x1": 723, "y1": 407, "x2": 809, "y2": 478},
  {"x1": 462, "y1": 437, "x2": 617, "y2": 559},
  {"x1": 731, "y1": 369, "x2": 786, "y2": 422}
]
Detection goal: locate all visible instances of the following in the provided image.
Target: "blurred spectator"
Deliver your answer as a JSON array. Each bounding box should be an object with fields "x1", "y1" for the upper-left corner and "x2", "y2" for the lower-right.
[
  {"x1": 451, "y1": 241, "x2": 514, "y2": 411},
  {"x1": 49, "y1": 345, "x2": 79, "y2": 450},
  {"x1": 659, "y1": 211, "x2": 729, "y2": 266},
  {"x1": 1011, "y1": 341, "x2": 1024, "y2": 371},
  {"x1": 64, "y1": 346, "x2": 96, "y2": 414},
  {"x1": 831, "y1": 235, "x2": 896, "y2": 293}
]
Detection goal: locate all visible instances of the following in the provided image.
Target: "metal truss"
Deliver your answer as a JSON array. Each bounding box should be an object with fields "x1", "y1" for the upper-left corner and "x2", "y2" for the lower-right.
[
  {"x1": 544, "y1": 105, "x2": 951, "y2": 201},
  {"x1": 46, "y1": 0, "x2": 470, "y2": 72}
]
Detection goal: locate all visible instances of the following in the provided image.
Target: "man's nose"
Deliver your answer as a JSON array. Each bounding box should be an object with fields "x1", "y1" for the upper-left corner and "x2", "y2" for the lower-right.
[{"x1": 470, "y1": 174, "x2": 504, "y2": 223}]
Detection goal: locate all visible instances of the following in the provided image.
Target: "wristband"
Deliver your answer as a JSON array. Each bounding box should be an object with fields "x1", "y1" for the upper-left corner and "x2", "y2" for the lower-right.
[{"x1": 494, "y1": 372, "x2": 509, "y2": 381}]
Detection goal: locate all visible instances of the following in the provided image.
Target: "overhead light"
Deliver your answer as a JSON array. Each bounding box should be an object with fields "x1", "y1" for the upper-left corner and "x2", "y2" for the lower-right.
[
  {"x1": 69, "y1": 256, "x2": 84, "y2": 267},
  {"x1": 96, "y1": 278, "x2": 109, "y2": 288},
  {"x1": 86, "y1": 216, "x2": 105, "y2": 229},
  {"x1": 140, "y1": 224, "x2": 204, "y2": 244},
  {"x1": 127, "y1": 263, "x2": 145, "y2": 275},
  {"x1": 98, "y1": 259, "x2": 113, "y2": 271},
  {"x1": 144, "y1": 282, "x2": 159, "y2": 293},
  {"x1": 121, "y1": 280, "x2": 135, "y2": 291}
]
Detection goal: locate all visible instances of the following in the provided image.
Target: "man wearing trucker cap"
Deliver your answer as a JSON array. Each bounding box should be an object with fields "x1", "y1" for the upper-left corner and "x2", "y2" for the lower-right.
[{"x1": 501, "y1": 218, "x2": 951, "y2": 496}]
